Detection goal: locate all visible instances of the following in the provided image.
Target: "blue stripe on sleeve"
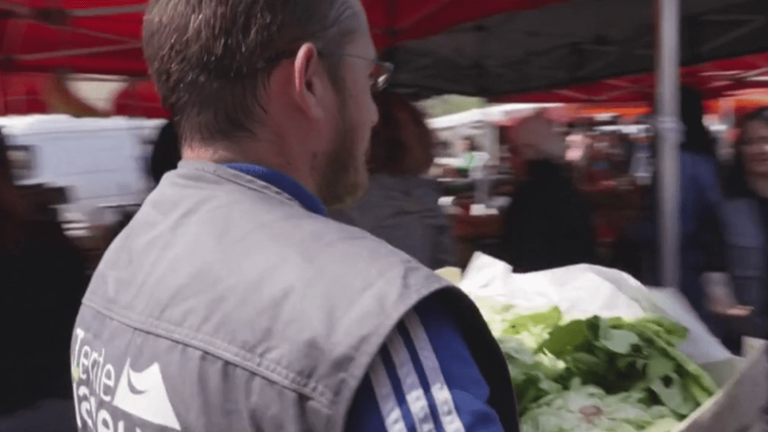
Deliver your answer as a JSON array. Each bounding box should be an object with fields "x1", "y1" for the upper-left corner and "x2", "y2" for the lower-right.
[
  {"x1": 380, "y1": 343, "x2": 418, "y2": 430},
  {"x1": 345, "y1": 295, "x2": 505, "y2": 432},
  {"x1": 408, "y1": 299, "x2": 503, "y2": 431}
]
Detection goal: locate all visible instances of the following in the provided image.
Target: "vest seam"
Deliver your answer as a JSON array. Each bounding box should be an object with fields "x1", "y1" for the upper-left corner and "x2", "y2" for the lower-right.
[{"x1": 80, "y1": 297, "x2": 335, "y2": 408}]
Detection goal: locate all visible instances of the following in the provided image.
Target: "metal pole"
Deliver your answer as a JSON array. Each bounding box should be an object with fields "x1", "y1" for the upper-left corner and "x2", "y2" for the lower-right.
[{"x1": 655, "y1": 0, "x2": 681, "y2": 288}]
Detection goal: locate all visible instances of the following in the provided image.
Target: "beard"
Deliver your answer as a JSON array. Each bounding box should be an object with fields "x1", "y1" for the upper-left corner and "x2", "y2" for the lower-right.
[{"x1": 316, "y1": 98, "x2": 369, "y2": 211}]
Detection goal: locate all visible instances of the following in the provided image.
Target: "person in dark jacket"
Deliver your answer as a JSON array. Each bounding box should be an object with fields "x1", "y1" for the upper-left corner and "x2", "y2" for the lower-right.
[
  {"x1": 149, "y1": 120, "x2": 181, "y2": 185},
  {"x1": 0, "y1": 132, "x2": 88, "y2": 431},
  {"x1": 638, "y1": 87, "x2": 723, "y2": 322},
  {"x1": 720, "y1": 107, "x2": 768, "y2": 343},
  {"x1": 678, "y1": 87, "x2": 724, "y2": 322},
  {"x1": 106, "y1": 121, "x2": 181, "y2": 245},
  {"x1": 501, "y1": 112, "x2": 598, "y2": 272}
]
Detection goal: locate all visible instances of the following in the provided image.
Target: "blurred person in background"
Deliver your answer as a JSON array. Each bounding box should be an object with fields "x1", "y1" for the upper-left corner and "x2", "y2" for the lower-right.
[
  {"x1": 149, "y1": 120, "x2": 181, "y2": 186},
  {"x1": 458, "y1": 136, "x2": 491, "y2": 179},
  {"x1": 565, "y1": 132, "x2": 589, "y2": 166},
  {"x1": 500, "y1": 111, "x2": 598, "y2": 272},
  {"x1": 614, "y1": 132, "x2": 636, "y2": 176},
  {"x1": 0, "y1": 131, "x2": 87, "y2": 432},
  {"x1": 335, "y1": 91, "x2": 457, "y2": 269},
  {"x1": 638, "y1": 86, "x2": 724, "y2": 328},
  {"x1": 104, "y1": 120, "x2": 182, "y2": 248},
  {"x1": 565, "y1": 132, "x2": 594, "y2": 187},
  {"x1": 584, "y1": 133, "x2": 618, "y2": 187},
  {"x1": 676, "y1": 87, "x2": 724, "y2": 322},
  {"x1": 628, "y1": 128, "x2": 655, "y2": 186},
  {"x1": 720, "y1": 107, "x2": 768, "y2": 344}
]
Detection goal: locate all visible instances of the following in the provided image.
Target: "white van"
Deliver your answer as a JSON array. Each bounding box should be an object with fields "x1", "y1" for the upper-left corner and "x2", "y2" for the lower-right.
[{"x1": 0, "y1": 115, "x2": 166, "y2": 225}]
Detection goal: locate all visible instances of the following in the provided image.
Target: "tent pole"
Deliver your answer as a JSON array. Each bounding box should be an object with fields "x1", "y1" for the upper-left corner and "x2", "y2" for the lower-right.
[{"x1": 655, "y1": 0, "x2": 681, "y2": 288}]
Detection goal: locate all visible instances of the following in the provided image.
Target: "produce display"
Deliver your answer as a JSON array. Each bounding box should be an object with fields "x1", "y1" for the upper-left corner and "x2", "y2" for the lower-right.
[{"x1": 474, "y1": 297, "x2": 719, "y2": 432}]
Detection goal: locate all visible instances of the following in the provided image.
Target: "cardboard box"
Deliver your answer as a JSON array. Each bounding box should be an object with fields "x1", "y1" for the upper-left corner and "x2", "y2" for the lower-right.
[{"x1": 675, "y1": 337, "x2": 768, "y2": 432}]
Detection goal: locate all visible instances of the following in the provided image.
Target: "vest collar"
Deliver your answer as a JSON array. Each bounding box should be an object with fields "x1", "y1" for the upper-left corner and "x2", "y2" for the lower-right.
[{"x1": 222, "y1": 163, "x2": 328, "y2": 217}]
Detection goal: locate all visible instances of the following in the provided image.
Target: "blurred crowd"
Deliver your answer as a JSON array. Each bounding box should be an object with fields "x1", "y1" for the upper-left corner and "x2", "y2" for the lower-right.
[
  {"x1": 0, "y1": 120, "x2": 180, "y2": 429},
  {"x1": 1, "y1": 84, "x2": 768, "y2": 427},
  {"x1": 366, "y1": 86, "x2": 764, "y2": 356}
]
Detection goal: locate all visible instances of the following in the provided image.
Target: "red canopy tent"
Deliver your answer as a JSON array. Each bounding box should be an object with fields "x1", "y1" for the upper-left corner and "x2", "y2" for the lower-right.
[
  {"x1": 0, "y1": 1, "x2": 146, "y2": 76},
  {"x1": 497, "y1": 52, "x2": 768, "y2": 104},
  {"x1": 363, "y1": 0, "x2": 569, "y2": 51},
  {"x1": 0, "y1": 73, "x2": 46, "y2": 115},
  {"x1": 0, "y1": 0, "x2": 572, "y2": 117},
  {"x1": 2, "y1": 0, "x2": 768, "y2": 117},
  {"x1": 0, "y1": 0, "x2": 570, "y2": 76},
  {"x1": 387, "y1": 0, "x2": 768, "y2": 99},
  {"x1": 112, "y1": 80, "x2": 167, "y2": 118}
]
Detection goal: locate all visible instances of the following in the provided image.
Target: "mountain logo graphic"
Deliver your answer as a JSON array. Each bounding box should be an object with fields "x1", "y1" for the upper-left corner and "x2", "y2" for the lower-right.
[{"x1": 112, "y1": 359, "x2": 181, "y2": 431}]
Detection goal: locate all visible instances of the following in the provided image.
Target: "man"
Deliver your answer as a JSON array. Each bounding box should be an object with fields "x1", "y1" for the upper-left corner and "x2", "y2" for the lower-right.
[
  {"x1": 70, "y1": 0, "x2": 519, "y2": 431},
  {"x1": 502, "y1": 113, "x2": 598, "y2": 272}
]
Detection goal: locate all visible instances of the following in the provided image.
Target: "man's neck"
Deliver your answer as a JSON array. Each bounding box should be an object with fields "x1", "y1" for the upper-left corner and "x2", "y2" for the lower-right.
[{"x1": 749, "y1": 176, "x2": 768, "y2": 198}]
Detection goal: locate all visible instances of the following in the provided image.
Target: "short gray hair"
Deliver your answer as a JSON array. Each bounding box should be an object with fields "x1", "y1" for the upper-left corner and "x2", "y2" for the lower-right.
[{"x1": 143, "y1": 0, "x2": 360, "y2": 147}]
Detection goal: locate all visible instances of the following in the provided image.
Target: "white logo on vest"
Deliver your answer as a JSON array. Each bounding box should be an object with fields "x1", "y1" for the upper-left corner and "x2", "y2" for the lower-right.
[
  {"x1": 112, "y1": 359, "x2": 181, "y2": 430},
  {"x1": 72, "y1": 328, "x2": 182, "y2": 432}
]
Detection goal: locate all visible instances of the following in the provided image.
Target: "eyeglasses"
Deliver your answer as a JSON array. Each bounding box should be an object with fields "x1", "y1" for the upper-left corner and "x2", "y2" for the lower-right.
[{"x1": 337, "y1": 53, "x2": 394, "y2": 93}]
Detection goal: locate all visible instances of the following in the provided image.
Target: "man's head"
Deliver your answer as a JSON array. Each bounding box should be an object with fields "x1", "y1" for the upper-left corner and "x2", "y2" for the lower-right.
[
  {"x1": 505, "y1": 111, "x2": 565, "y2": 177},
  {"x1": 143, "y1": 0, "x2": 382, "y2": 209}
]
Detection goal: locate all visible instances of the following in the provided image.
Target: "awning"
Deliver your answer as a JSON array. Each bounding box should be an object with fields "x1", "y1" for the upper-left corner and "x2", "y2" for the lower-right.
[
  {"x1": 497, "y1": 53, "x2": 768, "y2": 104},
  {"x1": 388, "y1": 0, "x2": 768, "y2": 101},
  {"x1": 0, "y1": 1, "x2": 146, "y2": 76},
  {"x1": 5, "y1": 0, "x2": 768, "y2": 115},
  {"x1": 112, "y1": 80, "x2": 168, "y2": 118},
  {"x1": 568, "y1": 89, "x2": 768, "y2": 121},
  {"x1": 0, "y1": 0, "x2": 574, "y2": 117},
  {"x1": 0, "y1": 0, "x2": 570, "y2": 77},
  {"x1": 365, "y1": 0, "x2": 570, "y2": 51},
  {"x1": 0, "y1": 73, "x2": 47, "y2": 115}
]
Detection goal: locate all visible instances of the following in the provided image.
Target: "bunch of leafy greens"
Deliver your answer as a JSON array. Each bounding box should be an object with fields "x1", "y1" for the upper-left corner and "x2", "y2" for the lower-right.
[
  {"x1": 522, "y1": 379, "x2": 679, "y2": 432},
  {"x1": 474, "y1": 299, "x2": 718, "y2": 432}
]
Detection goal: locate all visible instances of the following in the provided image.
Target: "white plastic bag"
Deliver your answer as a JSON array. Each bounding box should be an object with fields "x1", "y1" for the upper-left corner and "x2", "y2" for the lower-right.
[{"x1": 458, "y1": 253, "x2": 733, "y2": 365}]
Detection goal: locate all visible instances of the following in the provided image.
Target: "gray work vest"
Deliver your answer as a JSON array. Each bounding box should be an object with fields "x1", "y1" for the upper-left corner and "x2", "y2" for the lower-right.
[{"x1": 71, "y1": 161, "x2": 518, "y2": 432}]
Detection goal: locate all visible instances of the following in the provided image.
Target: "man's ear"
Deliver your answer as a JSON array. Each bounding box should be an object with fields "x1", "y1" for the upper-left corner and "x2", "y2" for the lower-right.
[{"x1": 293, "y1": 43, "x2": 327, "y2": 120}]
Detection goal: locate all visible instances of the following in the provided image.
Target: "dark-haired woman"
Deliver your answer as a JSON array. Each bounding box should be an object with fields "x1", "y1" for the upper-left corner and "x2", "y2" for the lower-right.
[
  {"x1": 0, "y1": 132, "x2": 87, "y2": 431},
  {"x1": 721, "y1": 107, "x2": 768, "y2": 342},
  {"x1": 334, "y1": 92, "x2": 456, "y2": 269}
]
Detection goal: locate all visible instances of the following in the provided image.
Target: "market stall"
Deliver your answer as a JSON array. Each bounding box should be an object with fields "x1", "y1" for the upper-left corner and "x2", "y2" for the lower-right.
[{"x1": 1, "y1": 0, "x2": 767, "y2": 429}]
